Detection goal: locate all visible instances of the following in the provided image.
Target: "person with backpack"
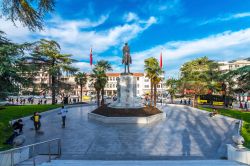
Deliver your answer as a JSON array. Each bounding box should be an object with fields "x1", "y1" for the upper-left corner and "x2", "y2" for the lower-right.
[
  {"x1": 12, "y1": 119, "x2": 24, "y2": 134},
  {"x1": 58, "y1": 106, "x2": 68, "y2": 128},
  {"x1": 4, "y1": 119, "x2": 23, "y2": 145},
  {"x1": 31, "y1": 112, "x2": 42, "y2": 131}
]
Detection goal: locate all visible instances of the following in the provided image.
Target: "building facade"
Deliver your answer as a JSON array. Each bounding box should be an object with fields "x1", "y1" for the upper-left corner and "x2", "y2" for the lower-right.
[
  {"x1": 29, "y1": 72, "x2": 166, "y2": 98},
  {"x1": 218, "y1": 59, "x2": 250, "y2": 72}
]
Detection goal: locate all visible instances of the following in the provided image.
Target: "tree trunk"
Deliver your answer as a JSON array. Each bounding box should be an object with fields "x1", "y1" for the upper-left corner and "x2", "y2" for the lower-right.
[
  {"x1": 97, "y1": 90, "x2": 100, "y2": 107},
  {"x1": 150, "y1": 79, "x2": 153, "y2": 106},
  {"x1": 51, "y1": 75, "x2": 56, "y2": 105},
  {"x1": 171, "y1": 95, "x2": 174, "y2": 104},
  {"x1": 192, "y1": 94, "x2": 196, "y2": 107},
  {"x1": 101, "y1": 88, "x2": 104, "y2": 106},
  {"x1": 80, "y1": 84, "x2": 83, "y2": 102},
  {"x1": 154, "y1": 83, "x2": 157, "y2": 107}
]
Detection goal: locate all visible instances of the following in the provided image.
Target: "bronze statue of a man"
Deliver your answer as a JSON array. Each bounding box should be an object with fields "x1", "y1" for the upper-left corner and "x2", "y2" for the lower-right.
[{"x1": 122, "y1": 43, "x2": 132, "y2": 74}]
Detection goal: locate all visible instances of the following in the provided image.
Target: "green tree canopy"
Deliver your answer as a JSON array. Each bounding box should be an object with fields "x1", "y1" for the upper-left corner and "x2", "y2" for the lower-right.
[
  {"x1": 31, "y1": 39, "x2": 78, "y2": 104},
  {"x1": 223, "y1": 65, "x2": 250, "y2": 93},
  {"x1": 0, "y1": 31, "x2": 34, "y2": 99},
  {"x1": 166, "y1": 78, "x2": 180, "y2": 104},
  {"x1": 180, "y1": 56, "x2": 221, "y2": 95},
  {"x1": 90, "y1": 60, "x2": 112, "y2": 106},
  {"x1": 75, "y1": 72, "x2": 87, "y2": 102},
  {"x1": 1, "y1": 0, "x2": 55, "y2": 31},
  {"x1": 144, "y1": 57, "x2": 163, "y2": 107}
]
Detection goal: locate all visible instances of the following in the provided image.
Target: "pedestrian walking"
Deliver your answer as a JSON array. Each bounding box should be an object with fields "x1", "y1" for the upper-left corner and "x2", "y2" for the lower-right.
[
  {"x1": 184, "y1": 99, "x2": 187, "y2": 105},
  {"x1": 245, "y1": 101, "x2": 248, "y2": 111},
  {"x1": 31, "y1": 112, "x2": 42, "y2": 131},
  {"x1": 180, "y1": 99, "x2": 182, "y2": 104},
  {"x1": 58, "y1": 106, "x2": 68, "y2": 128},
  {"x1": 240, "y1": 102, "x2": 243, "y2": 109},
  {"x1": 188, "y1": 98, "x2": 191, "y2": 105}
]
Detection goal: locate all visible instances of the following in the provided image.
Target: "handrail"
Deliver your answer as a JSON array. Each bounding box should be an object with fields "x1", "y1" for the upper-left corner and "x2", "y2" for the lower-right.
[
  {"x1": 0, "y1": 138, "x2": 60, "y2": 154},
  {"x1": 0, "y1": 138, "x2": 61, "y2": 166}
]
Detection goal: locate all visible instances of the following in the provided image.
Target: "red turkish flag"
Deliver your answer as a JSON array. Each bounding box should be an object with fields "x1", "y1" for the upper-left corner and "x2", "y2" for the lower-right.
[{"x1": 160, "y1": 52, "x2": 162, "y2": 68}]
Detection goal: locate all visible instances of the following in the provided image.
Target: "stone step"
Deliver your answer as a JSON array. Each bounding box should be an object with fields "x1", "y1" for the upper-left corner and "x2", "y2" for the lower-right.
[{"x1": 39, "y1": 160, "x2": 246, "y2": 166}]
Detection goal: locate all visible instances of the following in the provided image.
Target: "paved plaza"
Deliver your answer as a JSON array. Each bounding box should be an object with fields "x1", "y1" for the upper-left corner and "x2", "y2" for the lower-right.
[{"x1": 21, "y1": 104, "x2": 238, "y2": 160}]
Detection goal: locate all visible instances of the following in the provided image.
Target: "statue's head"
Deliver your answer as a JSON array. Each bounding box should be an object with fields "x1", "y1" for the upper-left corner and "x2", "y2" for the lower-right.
[{"x1": 125, "y1": 42, "x2": 128, "y2": 45}]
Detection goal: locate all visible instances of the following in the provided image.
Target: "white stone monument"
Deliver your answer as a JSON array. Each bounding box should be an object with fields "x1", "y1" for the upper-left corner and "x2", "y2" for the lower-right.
[
  {"x1": 109, "y1": 43, "x2": 143, "y2": 108},
  {"x1": 109, "y1": 74, "x2": 143, "y2": 108}
]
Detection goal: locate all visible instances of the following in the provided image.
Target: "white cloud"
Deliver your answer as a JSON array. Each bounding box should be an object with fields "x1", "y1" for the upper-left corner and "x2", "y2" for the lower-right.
[
  {"x1": 0, "y1": 18, "x2": 32, "y2": 42},
  {"x1": 47, "y1": 14, "x2": 109, "y2": 29},
  {"x1": 199, "y1": 12, "x2": 250, "y2": 25},
  {"x1": 0, "y1": 14, "x2": 156, "y2": 61},
  {"x1": 131, "y1": 28, "x2": 250, "y2": 76},
  {"x1": 39, "y1": 15, "x2": 157, "y2": 61},
  {"x1": 73, "y1": 62, "x2": 92, "y2": 73},
  {"x1": 124, "y1": 12, "x2": 139, "y2": 22},
  {"x1": 233, "y1": 12, "x2": 250, "y2": 18},
  {"x1": 0, "y1": 14, "x2": 157, "y2": 73}
]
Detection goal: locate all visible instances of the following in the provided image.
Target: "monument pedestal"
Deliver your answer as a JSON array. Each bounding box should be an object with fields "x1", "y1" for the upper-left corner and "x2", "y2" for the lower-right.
[{"x1": 109, "y1": 74, "x2": 143, "y2": 108}]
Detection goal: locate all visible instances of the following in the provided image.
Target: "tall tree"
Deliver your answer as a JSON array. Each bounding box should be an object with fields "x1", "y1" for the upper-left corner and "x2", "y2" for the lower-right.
[
  {"x1": 95, "y1": 60, "x2": 112, "y2": 105},
  {"x1": 0, "y1": 31, "x2": 34, "y2": 99},
  {"x1": 90, "y1": 66, "x2": 107, "y2": 107},
  {"x1": 1, "y1": 0, "x2": 55, "y2": 31},
  {"x1": 180, "y1": 57, "x2": 221, "y2": 107},
  {"x1": 166, "y1": 78, "x2": 179, "y2": 104},
  {"x1": 31, "y1": 39, "x2": 78, "y2": 104},
  {"x1": 75, "y1": 72, "x2": 87, "y2": 102},
  {"x1": 152, "y1": 76, "x2": 162, "y2": 107},
  {"x1": 144, "y1": 57, "x2": 163, "y2": 107}
]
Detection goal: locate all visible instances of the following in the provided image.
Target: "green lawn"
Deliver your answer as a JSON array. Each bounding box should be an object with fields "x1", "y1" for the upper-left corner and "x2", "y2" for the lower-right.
[
  {"x1": 198, "y1": 106, "x2": 250, "y2": 149},
  {"x1": 0, "y1": 104, "x2": 61, "y2": 151}
]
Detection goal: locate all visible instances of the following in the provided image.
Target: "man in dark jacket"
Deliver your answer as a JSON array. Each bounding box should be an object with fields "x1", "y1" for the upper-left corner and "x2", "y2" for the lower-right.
[{"x1": 12, "y1": 119, "x2": 23, "y2": 134}]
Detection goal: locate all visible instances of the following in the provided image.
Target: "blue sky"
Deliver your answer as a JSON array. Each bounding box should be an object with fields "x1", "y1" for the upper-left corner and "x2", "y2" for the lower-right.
[{"x1": 1, "y1": 0, "x2": 250, "y2": 77}]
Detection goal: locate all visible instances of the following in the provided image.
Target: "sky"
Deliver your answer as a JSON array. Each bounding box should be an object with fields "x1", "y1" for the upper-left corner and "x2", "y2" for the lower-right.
[{"x1": 1, "y1": 0, "x2": 250, "y2": 78}]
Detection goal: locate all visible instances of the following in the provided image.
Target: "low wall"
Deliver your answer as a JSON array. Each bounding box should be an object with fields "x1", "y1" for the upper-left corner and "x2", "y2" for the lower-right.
[
  {"x1": 88, "y1": 112, "x2": 166, "y2": 124},
  {"x1": 227, "y1": 144, "x2": 250, "y2": 165}
]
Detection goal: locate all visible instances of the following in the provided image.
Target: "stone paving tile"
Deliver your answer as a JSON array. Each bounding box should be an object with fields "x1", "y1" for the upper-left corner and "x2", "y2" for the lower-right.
[{"x1": 20, "y1": 104, "x2": 237, "y2": 159}]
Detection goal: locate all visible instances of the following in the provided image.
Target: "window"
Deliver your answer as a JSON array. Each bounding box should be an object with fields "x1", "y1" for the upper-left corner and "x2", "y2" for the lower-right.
[
  {"x1": 157, "y1": 84, "x2": 161, "y2": 88},
  {"x1": 137, "y1": 84, "x2": 139, "y2": 88},
  {"x1": 137, "y1": 77, "x2": 139, "y2": 81},
  {"x1": 145, "y1": 79, "x2": 149, "y2": 82},
  {"x1": 144, "y1": 85, "x2": 149, "y2": 88}
]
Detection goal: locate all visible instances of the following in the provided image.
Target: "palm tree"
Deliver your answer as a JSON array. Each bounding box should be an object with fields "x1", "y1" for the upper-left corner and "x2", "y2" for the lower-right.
[
  {"x1": 31, "y1": 39, "x2": 78, "y2": 104},
  {"x1": 152, "y1": 76, "x2": 162, "y2": 107},
  {"x1": 166, "y1": 78, "x2": 179, "y2": 104},
  {"x1": 90, "y1": 66, "x2": 107, "y2": 107},
  {"x1": 95, "y1": 60, "x2": 112, "y2": 105},
  {"x1": 1, "y1": 0, "x2": 55, "y2": 31},
  {"x1": 75, "y1": 72, "x2": 87, "y2": 102},
  {"x1": 144, "y1": 57, "x2": 163, "y2": 107}
]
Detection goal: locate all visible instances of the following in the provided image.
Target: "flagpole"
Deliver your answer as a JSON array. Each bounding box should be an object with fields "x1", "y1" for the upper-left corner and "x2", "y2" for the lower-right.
[{"x1": 161, "y1": 48, "x2": 163, "y2": 106}]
